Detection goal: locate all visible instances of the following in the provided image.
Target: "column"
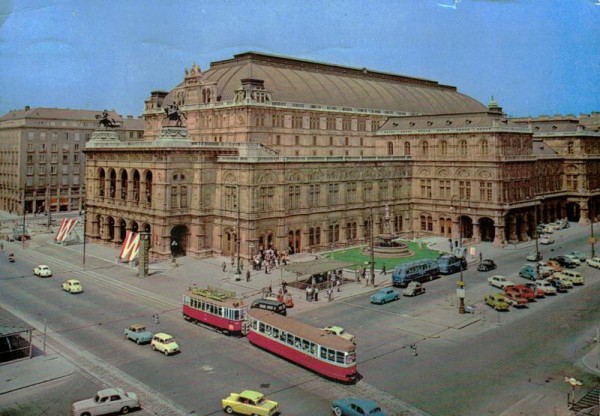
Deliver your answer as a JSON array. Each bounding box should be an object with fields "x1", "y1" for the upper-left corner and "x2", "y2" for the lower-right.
[
  {"x1": 508, "y1": 215, "x2": 518, "y2": 243},
  {"x1": 493, "y1": 224, "x2": 505, "y2": 247}
]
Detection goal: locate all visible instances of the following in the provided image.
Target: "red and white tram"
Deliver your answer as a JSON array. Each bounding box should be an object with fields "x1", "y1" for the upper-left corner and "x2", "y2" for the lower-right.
[
  {"x1": 247, "y1": 308, "x2": 357, "y2": 382},
  {"x1": 183, "y1": 287, "x2": 248, "y2": 335}
]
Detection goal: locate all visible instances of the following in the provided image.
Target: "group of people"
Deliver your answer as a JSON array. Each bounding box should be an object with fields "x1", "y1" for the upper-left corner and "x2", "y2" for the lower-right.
[{"x1": 252, "y1": 247, "x2": 289, "y2": 274}]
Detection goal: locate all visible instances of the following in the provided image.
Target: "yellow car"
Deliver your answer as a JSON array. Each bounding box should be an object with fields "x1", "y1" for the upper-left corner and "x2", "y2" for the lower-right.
[
  {"x1": 484, "y1": 293, "x2": 510, "y2": 311},
  {"x1": 62, "y1": 279, "x2": 83, "y2": 294},
  {"x1": 150, "y1": 333, "x2": 180, "y2": 355},
  {"x1": 222, "y1": 390, "x2": 279, "y2": 416}
]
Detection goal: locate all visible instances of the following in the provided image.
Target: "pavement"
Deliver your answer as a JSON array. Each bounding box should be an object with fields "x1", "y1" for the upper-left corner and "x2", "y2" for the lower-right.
[{"x1": 1, "y1": 212, "x2": 599, "y2": 415}]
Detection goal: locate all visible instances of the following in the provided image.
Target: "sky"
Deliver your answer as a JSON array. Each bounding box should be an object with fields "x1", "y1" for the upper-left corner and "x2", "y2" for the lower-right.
[{"x1": 0, "y1": 0, "x2": 599, "y2": 118}]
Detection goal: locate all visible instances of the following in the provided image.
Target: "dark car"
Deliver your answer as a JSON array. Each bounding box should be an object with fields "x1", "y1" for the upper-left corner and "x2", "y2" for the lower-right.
[
  {"x1": 548, "y1": 278, "x2": 569, "y2": 292},
  {"x1": 550, "y1": 256, "x2": 577, "y2": 269},
  {"x1": 477, "y1": 259, "x2": 497, "y2": 272}
]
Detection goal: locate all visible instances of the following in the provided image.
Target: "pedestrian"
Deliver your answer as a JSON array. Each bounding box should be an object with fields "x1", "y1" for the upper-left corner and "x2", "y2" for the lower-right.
[
  {"x1": 246, "y1": 269, "x2": 251, "y2": 282},
  {"x1": 305, "y1": 285, "x2": 311, "y2": 301},
  {"x1": 314, "y1": 286, "x2": 319, "y2": 301},
  {"x1": 336, "y1": 278, "x2": 342, "y2": 292},
  {"x1": 282, "y1": 281, "x2": 287, "y2": 293},
  {"x1": 222, "y1": 261, "x2": 227, "y2": 272},
  {"x1": 479, "y1": 252, "x2": 483, "y2": 263},
  {"x1": 231, "y1": 256, "x2": 235, "y2": 267},
  {"x1": 153, "y1": 313, "x2": 160, "y2": 324},
  {"x1": 380, "y1": 263, "x2": 386, "y2": 275},
  {"x1": 327, "y1": 288, "x2": 333, "y2": 302}
]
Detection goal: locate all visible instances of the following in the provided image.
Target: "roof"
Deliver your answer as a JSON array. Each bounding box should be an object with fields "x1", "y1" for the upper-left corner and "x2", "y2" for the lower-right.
[
  {"x1": 283, "y1": 258, "x2": 356, "y2": 276},
  {"x1": 0, "y1": 107, "x2": 120, "y2": 122},
  {"x1": 378, "y1": 112, "x2": 525, "y2": 132},
  {"x1": 0, "y1": 307, "x2": 33, "y2": 336},
  {"x1": 168, "y1": 51, "x2": 486, "y2": 114},
  {"x1": 240, "y1": 390, "x2": 265, "y2": 400}
]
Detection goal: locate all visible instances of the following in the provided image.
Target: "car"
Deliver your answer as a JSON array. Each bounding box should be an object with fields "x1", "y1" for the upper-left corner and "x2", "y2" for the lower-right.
[
  {"x1": 221, "y1": 390, "x2": 280, "y2": 416},
  {"x1": 331, "y1": 398, "x2": 385, "y2": 416},
  {"x1": 536, "y1": 262, "x2": 554, "y2": 278},
  {"x1": 554, "y1": 270, "x2": 584, "y2": 285},
  {"x1": 569, "y1": 251, "x2": 587, "y2": 261},
  {"x1": 526, "y1": 251, "x2": 543, "y2": 262},
  {"x1": 33, "y1": 264, "x2": 52, "y2": 277},
  {"x1": 586, "y1": 257, "x2": 600, "y2": 268},
  {"x1": 322, "y1": 325, "x2": 355, "y2": 343},
  {"x1": 554, "y1": 219, "x2": 569, "y2": 229},
  {"x1": 477, "y1": 259, "x2": 497, "y2": 272},
  {"x1": 484, "y1": 293, "x2": 510, "y2": 311},
  {"x1": 519, "y1": 265, "x2": 540, "y2": 281},
  {"x1": 550, "y1": 256, "x2": 577, "y2": 269},
  {"x1": 524, "y1": 282, "x2": 547, "y2": 297},
  {"x1": 548, "y1": 278, "x2": 569, "y2": 292},
  {"x1": 505, "y1": 285, "x2": 535, "y2": 302},
  {"x1": 402, "y1": 281, "x2": 426, "y2": 297},
  {"x1": 72, "y1": 388, "x2": 140, "y2": 416},
  {"x1": 532, "y1": 280, "x2": 557, "y2": 295},
  {"x1": 563, "y1": 254, "x2": 582, "y2": 266},
  {"x1": 500, "y1": 291, "x2": 528, "y2": 308},
  {"x1": 370, "y1": 287, "x2": 400, "y2": 304},
  {"x1": 551, "y1": 275, "x2": 574, "y2": 288},
  {"x1": 150, "y1": 333, "x2": 180, "y2": 355},
  {"x1": 62, "y1": 279, "x2": 83, "y2": 294},
  {"x1": 124, "y1": 324, "x2": 154, "y2": 344},
  {"x1": 545, "y1": 260, "x2": 563, "y2": 272},
  {"x1": 488, "y1": 275, "x2": 515, "y2": 289},
  {"x1": 539, "y1": 236, "x2": 555, "y2": 245}
]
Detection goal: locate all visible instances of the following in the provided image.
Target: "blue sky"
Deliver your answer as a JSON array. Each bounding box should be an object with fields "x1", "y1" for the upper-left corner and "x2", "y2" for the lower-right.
[{"x1": 0, "y1": 0, "x2": 599, "y2": 118}]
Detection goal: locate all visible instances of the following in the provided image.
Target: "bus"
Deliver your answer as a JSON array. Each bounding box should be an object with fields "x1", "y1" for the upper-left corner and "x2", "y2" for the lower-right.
[
  {"x1": 391, "y1": 259, "x2": 440, "y2": 287},
  {"x1": 247, "y1": 308, "x2": 357, "y2": 383},
  {"x1": 182, "y1": 287, "x2": 248, "y2": 335},
  {"x1": 437, "y1": 255, "x2": 467, "y2": 275}
]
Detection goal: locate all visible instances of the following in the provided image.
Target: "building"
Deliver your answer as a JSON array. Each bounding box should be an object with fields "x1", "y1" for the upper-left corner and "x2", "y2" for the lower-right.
[
  {"x1": 0, "y1": 107, "x2": 143, "y2": 214},
  {"x1": 83, "y1": 52, "x2": 600, "y2": 259}
]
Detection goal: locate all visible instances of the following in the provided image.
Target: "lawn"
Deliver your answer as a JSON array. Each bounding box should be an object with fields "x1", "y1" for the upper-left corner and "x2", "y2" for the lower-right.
[{"x1": 324, "y1": 240, "x2": 443, "y2": 271}]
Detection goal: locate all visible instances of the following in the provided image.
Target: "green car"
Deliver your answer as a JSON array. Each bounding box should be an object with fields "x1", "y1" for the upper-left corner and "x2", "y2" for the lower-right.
[{"x1": 484, "y1": 293, "x2": 510, "y2": 311}]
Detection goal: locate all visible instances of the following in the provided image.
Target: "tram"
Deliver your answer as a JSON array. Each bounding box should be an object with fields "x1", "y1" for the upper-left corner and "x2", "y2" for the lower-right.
[
  {"x1": 182, "y1": 287, "x2": 248, "y2": 335},
  {"x1": 247, "y1": 308, "x2": 357, "y2": 382}
]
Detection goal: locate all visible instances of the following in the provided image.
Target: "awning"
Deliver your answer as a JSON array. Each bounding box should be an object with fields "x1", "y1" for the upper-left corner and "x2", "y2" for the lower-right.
[{"x1": 283, "y1": 258, "x2": 356, "y2": 276}]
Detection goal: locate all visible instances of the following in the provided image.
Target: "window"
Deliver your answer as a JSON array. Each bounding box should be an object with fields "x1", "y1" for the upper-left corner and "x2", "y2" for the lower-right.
[
  {"x1": 329, "y1": 136, "x2": 333, "y2": 146},
  {"x1": 480, "y1": 139, "x2": 489, "y2": 155},
  {"x1": 51, "y1": 154, "x2": 58, "y2": 163},
  {"x1": 74, "y1": 143, "x2": 80, "y2": 151},
  {"x1": 27, "y1": 166, "x2": 33, "y2": 175},
  {"x1": 422, "y1": 141, "x2": 429, "y2": 156},
  {"x1": 255, "y1": 113, "x2": 265, "y2": 127},
  {"x1": 459, "y1": 180, "x2": 471, "y2": 200},
  {"x1": 73, "y1": 154, "x2": 79, "y2": 163},
  {"x1": 309, "y1": 184, "x2": 320, "y2": 206},
  {"x1": 439, "y1": 180, "x2": 451, "y2": 199},
  {"x1": 225, "y1": 186, "x2": 237, "y2": 211},
  {"x1": 40, "y1": 143, "x2": 46, "y2": 151},
  {"x1": 346, "y1": 182, "x2": 356, "y2": 203},
  {"x1": 342, "y1": 118, "x2": 351, "y2": 130},
  {"x1": 420, "y1": 179, "x2": 432, "y2": 198},
  {"x1": 363, "y1": 181, "x2": 372, "y2": 201},
  {"x1": 327, "y1": 183, "x2": 339, "y2": 205},
  {"x1": 27, "y1": 143, "x2": 34, "y2": 152},
  {"x1": 387, "y1": 142, "x2": 394, "y2": 155},
  {"x1": 357, "y1": 118, "x2": 366, "y2": 131},
  {"x1": 480, "y1": 181, "x2": 492, "y2": 202},
  {"x1": 291, "y1": 115, "x2": 302, "y2": 129},
  {"x1": 171, "y1": 186, "x2": 178, "y2": 209},
  {"x1": 309, "y1": 116, "x2": 319, "y2": 129},
  {"x1": 50, "y1": 165, "x2": 57, "y2": 174},
  {"x1": 312, "y1": 136, "x2": 317, "y2": 146},
  {"x1": 392, "y1": 179, "x2": 402, "y2": 199},
  {"x1": 378, "y1": 180, "x2": 388, "y2": 200},
  {"x1": 62, "y1": 154, "x2": 68, "y2": 163},
  {"x1": 258, "y1": 186, "x2": 274, "y2": 211},
  {"x1": 39, "y1": 154, "x2": 46, "y2": 163},
  {"x1": 567, "y1": 141, "x2": 574, "y2": 154},
  {"x1": 309, "y1": 227, "x2": 321, "y2": 246},
  {"x1": 404, "y1": 142, "x2": 411, "y2": 155},
  {"x1": 440, "y1": 140, "x2": 448, "y2": 155},
  {"x1": 326, "y1": 117, "x2": 336, "y2": 130},
  {"x1": 370, "y1": 120, "x2": 379, "y2": 131},
  {"x1": 39, "y1": 166, "x2": 46, "y2": 175},
  {"x1": 294, "y1": 135, "x2": 300, "y2": 146},
  {"x1": 328, "y1": 224, "x2": 340, "y2": 243},
  {"x1": 27, "y1": 155, "x2": 33, "y2": 163},
  {"x1": 288, "y1": 185, "x2": 300, "y2": 209},
  {"x1": 51, "y1": 143, "x2": 58, "y2": 152},
  {"x1": 272, "y1": 114, "x2": 285, "y2": 128},
  {"x1": 459, "y1": 140, "x2": 468, "y2": 156}
]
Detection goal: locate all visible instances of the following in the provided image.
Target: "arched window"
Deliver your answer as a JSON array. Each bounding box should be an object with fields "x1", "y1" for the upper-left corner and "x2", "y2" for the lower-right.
[
  {"x1": 440, "y1": 140, "x2": 448, "y2": 156},
  {"x1": 459, "y1": 140, "x2": 468, "y2": 156},
  {"x1": 387, "y1": 142, "x2": 394, "y2": 155},
  {"x1": 404, "y1": 142, "x2": 411, "y2": 156},
  {"x1": 422, "y1": 141, "x2": 429, "y2": 156},
  {"x1": 480, "y1": 139, "x2": 489, "y2": 155},
  {"x1": 567, "y1": 141, "x2": 574, "y2": 154}
]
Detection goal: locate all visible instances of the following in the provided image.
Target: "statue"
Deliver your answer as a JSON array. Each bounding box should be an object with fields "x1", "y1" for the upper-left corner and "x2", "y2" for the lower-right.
[
  {"x1": 95, "y1": 110, "x2": 120, "y2": 129},
  {"x1": 163, "y1": 104, "x2": 187, "y2": 127}
]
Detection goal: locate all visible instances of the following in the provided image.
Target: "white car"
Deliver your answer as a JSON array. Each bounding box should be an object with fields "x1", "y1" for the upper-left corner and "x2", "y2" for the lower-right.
[
  {"x1": 539, "y1": 236, "x2": 555, "y2": 245},
  {"x1": 321, "y1": 325, "x2": 356, "y2": 343},
  {"x1": 33, "y1": 265, "x2": 52, "y2": 277},
  {"x1": 487, "y1": 275, "x2": 515, "y2": 289},
  {"x1": 533, "y1": 280, "x2": 557, "y2": 295},
  {"x1": 563, "y1": 254, "x2": 582, "y2": 265},
  {"x1": 72, "y1": 388, "x2": 140, "y2": 416},
  {"x1": 586, "y1": 257, "x2": 600, "y2": 268}
]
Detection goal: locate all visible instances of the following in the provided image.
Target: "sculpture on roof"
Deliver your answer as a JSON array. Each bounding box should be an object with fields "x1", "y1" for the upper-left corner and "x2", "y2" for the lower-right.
[
  {"x1": 95, "y1": 110, "x2": 120, "y2": 129},
  {"x1": 163, "y1": 104, "x2": 187, "y2": 127}
]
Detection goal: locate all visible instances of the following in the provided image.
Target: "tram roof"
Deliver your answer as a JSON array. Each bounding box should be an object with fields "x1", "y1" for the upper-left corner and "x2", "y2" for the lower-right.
[
  {"x1": 249, "y1": 309, "x2": 355, "y2": 351},
  {"x1": 283, "y1": 258, "x2": 356, "y2": 276},
  {"x1": 186, "y1": 290, "x2": 246, "y2": 308}
]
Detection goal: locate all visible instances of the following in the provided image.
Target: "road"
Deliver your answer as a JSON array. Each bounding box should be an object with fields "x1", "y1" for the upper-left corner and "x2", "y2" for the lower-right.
[{"x1": 0, "y1": 223, "x2": 598, "y2": 415}]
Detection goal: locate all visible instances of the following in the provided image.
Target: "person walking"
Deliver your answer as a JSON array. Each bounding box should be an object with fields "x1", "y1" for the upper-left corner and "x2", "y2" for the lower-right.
[
  {"x1": 479, "y1": 252, "x2": 483, "y2": 263},
  {"x1": 380, "y1": 263, "x2": 386, "y2": 275},
  {"x1": 327, "y1": 288, "x2": 333, "y2": 302},
  {"x1": 314, "y1": 286, "x2": 319, "y2": 301},
  {"x1": 222, "y1": 261, "x2": 227, "y2": 272},
  {"x1": 336, "y1": 278, "x2": 342, "y2": 292},
  {"x1": 246, "y1": 269, "x2": 251, "y2": 282}
]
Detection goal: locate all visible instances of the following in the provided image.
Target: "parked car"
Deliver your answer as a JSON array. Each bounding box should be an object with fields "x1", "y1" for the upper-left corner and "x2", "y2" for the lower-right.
[
  {"x1": 505, "y1": 285, "x2": 535, "y2": 302},
  {"x1": 124, "y1": 324, "x2": 154, "y2": 345},
  {"x1": 222, "y1": 390, "x2": 280, "y2": 416},
  {"x1": 150, "y1": 333, "x2": 180, "y2": 355},
  {"x1": 536, "y1": 262, "x2": 555, "y2": 278},
  {"x1": 586, "y1": 257, "x2": 600, "y2": 268},
  {"x1": 548, "y1": 278, "x2": 569, "y2": 292},
  {"x1": 539, "y1": 236, "x2": 555, "y2": 245},
  {"x1": 550, "y1": 256, "x2": 577, "y2": 269},
  {"x1": 523, "y1": 283, "x2": 546, "y2": 298},
  {"x1": 545, "y1": 260, "x2": 563, "y2": 272},
  {"x1": 33, "y1": 264, "x2": 52, "y2": 277},
  {"x1": 402, "y1": 281, "x2": 426, "y2": 297},
  {"x1": 488, "y1": 275, "x2": 515, "y2": 289},
  {"x1": 554, "y1": 270, "x2": 584, "y2": 285},
  {"x1": 477, "y1": 259, "x2": 497, "y2": 272},
  {"x1": 72, "y1": 388, "x2": 140, "y2": 416},
  {"x1": 500, "y1": 291, "x2": 528, "y2": 308},
  {"x1": 331, "y1": 398, "x2": 385, "y2": 416},
  {"x1": 370, "y1": 288, "x2": 400, "y2": 304},
  {"x1": 532, "y1": 280, "x2": 557, "y2": 295},
  {"x1": 554, "y1": 219, "x2": 570, "y2": 229},
  {"x1": 322, "y1": 325, "x2": 355, "y2": 343},
  {"x1": 62, "y1": 279, "x2": 83, "y2": 294},
  {"x1": 563, "y1": 254, "x2": 582, "y2": 266},
  {"x1": 484, "y1": 293, "x2": 510, "y2": 311},
  {"x1": 519, "y1": 265, "x2": 540, "y2": 281},
  {"x1": 526, "y1": 251, "x2": 543, "y2": 262},
  {"x1": 569, "y1": 251, "x2": 587, "y2": 261},
  {"x1": 551, "y1": 275, "x2": 574, "y2": 288}
]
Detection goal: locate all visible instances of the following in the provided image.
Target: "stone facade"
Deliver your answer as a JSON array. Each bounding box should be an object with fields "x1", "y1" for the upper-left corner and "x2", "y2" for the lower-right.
[{"x1": 82, "y1": 52, "x2": 600, "y2": 259}]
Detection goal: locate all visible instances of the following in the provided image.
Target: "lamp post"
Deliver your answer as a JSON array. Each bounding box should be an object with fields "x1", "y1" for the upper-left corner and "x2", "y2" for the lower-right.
[
  {"x1": 451, "y1": 195, "x2": 466, "y2": 314},
  {"x1": 21, "y1": 189, "x2": 26, "y2": 249},
  {"x1": 234, "y1": 183, "x2": 242, "y2": 280},
  {"x1": 368, "y1": 206, "x2": 375, "y2": 286},
  {"x1": 590, "y1": 202, "x2": 596, "y2": 258}
]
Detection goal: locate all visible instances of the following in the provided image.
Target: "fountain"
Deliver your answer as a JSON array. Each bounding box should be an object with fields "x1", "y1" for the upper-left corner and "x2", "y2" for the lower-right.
[{"x1": 362, "y1": 205, "x2": 412, "y2": 258}]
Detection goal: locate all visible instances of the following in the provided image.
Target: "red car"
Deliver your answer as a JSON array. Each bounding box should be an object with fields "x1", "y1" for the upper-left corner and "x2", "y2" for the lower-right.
[{"x1": 505, "y1": 285, "x2": 535, "y2": 302}]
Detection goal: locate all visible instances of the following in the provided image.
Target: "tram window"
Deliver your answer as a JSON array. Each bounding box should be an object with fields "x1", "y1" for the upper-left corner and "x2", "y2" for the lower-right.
[
  {"x1": 336, "y1": 351, "x2": 344, "y2": 363},
  {"x1": 259, "y1": 322, "x2": 265, "y2": 333},
  {"x1": 272, "y1": 328, "x2": 279, "y2": 338},
  {"x1": 251, "y1": 319, "x2": 257, "y2": 330},
  {"x1": 294, "y1": 336, "x2": 302, "y2": 349},
  {"x1": 310, "y1": 343, "x2": 316, "y2": 355},
  {"x1": 320, "y1": 347, "x2": 328, "y2": 359},
  {"x1": 232, "y1": 310, "x2": 239, "y2": 320},
  {"x1": 346, "y1": 353, "x2": 355, "y2": 364},
  {"x1": 328, "y1": 351, "x2": 335, "y2": 361},
  {"x1": 265, "y1": 325, "x2": 272, "y2": 335},
  {"x1": 279, "y1": 331, "x2": 286, "y2": 341},
  {"x1": 302, "y1": 340, "x2": 310, "y2": 351},
  {"x1": 217, "y1": 307, "x2": 223, "y2": 316},
  {"x1": 287, "y1": 334, "x2": 294, "y2": 345}
]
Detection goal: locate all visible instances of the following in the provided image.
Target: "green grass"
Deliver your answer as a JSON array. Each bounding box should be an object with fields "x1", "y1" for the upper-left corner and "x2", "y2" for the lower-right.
[{"x1": 324, "y1": 240, "x2": 443, "y2": 271}]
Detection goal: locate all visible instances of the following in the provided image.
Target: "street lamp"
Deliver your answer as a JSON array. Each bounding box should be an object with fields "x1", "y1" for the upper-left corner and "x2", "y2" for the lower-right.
[
  {"x1": 451, "y1": 195, "x2": 467, "y2": 314},
  {"x1": 234, "y1": 182, "x2": 242, "y2": 280},
  {"x1": 590, "y1": 202, "x2": 596, "y2": 259},
  {"x1": 564, "y1": 377, "x2": 582, "y2": 408}
]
